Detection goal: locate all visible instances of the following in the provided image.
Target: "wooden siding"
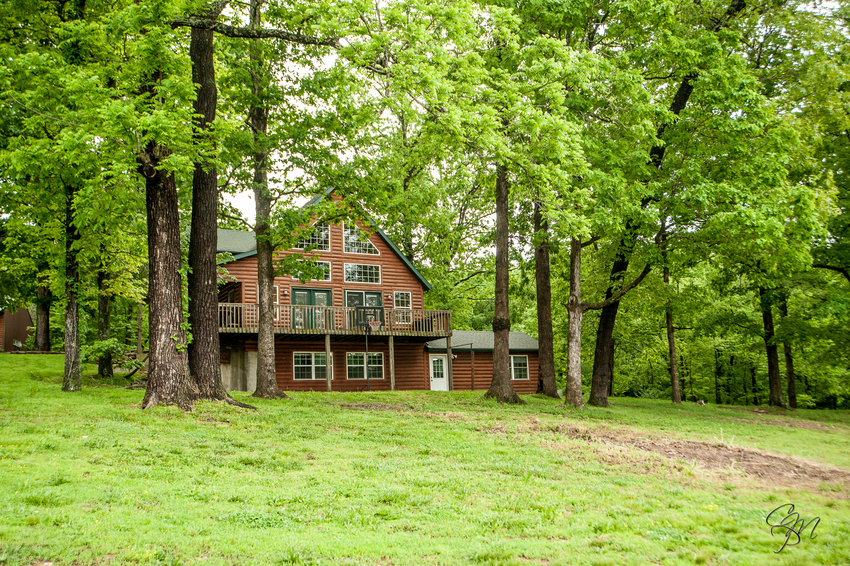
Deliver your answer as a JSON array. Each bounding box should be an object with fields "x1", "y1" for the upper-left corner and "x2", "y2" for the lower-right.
[
  {"x1": 1, "y1": 309, "x2": 33, "y2": 352},
  {"x1": 227, "y1": 337, "x2": 537, "y2": 394},
  {"x1": 446, "y1": 351, "x2": 539, "y2": 394},
  {"x1": 270, "y1": 338, "x2": 429, "y2": 392},
  {"x1": 219, "y1": 221, "x2": 426, "y2": 310}
]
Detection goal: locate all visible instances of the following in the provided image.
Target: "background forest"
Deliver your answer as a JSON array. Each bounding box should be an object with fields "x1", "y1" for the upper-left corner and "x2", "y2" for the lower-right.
[{"x1": 0, "y1": 0, "x2": 848, "y2": 409}]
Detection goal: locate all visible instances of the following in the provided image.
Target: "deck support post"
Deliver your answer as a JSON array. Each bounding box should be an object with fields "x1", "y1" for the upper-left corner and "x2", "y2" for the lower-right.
[
  {"x1": 389, "y1": 334, "x2": 396, "y2": 391},
  {"x1": 447, "y1": 334, "x2": 453, "y2": 391},
  {"x1": 325, "y1": 333, "x2": 332, "y2": 392}
]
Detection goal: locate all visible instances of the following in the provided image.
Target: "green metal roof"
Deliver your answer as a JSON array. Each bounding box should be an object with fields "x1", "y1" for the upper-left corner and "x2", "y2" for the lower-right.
[{"x1": 426, "y1": 331, "x2": 540, "y2": 352}]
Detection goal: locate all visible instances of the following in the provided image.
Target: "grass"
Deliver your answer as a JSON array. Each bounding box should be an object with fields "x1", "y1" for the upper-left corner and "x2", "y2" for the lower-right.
[{"x1": 1, "y1": 353, "x2": 849, "y2": 565}]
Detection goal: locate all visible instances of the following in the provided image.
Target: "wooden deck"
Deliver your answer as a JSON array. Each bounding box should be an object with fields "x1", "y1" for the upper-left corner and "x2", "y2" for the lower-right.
[{"x1": 218, "y1": 303, "x2": 451, "y2": 337}]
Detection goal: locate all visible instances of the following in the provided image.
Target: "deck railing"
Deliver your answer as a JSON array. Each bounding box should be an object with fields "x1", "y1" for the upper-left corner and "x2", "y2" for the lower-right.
[{"x1": 218, "y1": 303, "x2": 451, "y2": 336}]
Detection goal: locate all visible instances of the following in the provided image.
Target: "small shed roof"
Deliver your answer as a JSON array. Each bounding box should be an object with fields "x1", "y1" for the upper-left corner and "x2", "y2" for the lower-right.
[
  {"x1": 426, "y1": 330, "x2": 539, "y2": 352},
  {"x1": 217, "y1": 229, "x2": 257, "y2": 254}
]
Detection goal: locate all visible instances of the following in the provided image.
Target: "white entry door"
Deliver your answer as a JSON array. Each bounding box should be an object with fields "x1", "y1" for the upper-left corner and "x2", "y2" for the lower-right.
[{"x1": 429, "y1": 355, "x2": 449, "y2": 391}]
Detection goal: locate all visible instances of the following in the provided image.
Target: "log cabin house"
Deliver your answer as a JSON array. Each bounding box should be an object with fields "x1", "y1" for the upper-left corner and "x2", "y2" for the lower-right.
[{"x1": 216, "y1": 192, "x2": 538, "y2": 393}]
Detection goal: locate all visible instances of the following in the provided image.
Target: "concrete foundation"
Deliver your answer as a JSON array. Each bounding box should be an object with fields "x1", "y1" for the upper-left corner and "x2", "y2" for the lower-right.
[{"x1": 221, "y1": 349, "x2": 257, "y2": 392}]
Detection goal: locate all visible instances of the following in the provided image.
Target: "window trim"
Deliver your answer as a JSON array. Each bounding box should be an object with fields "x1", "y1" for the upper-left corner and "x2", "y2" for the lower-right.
[
  {"x1": 343, "y1": 223, "x2": 381, "y2": 256},
  {"x1": 394, "y1": 291, "x2": 412, "y2": 323},
  {"x1": 346, "y1": 352, "x2": 384, "y2": 380},
  {"x1": 510, "y1": 355, "x2": 530, "y2": 380},
  {"x1": 292, "y1": 352, "x2": 334, "y2": 381},
  {"x1": 294, "y1": 223, "x2": 331, "y2": 252},
  {"x1": 343, "y1": 263, "x2": 382, "y2": 285},
  {"x1": 291, "y1": 260, "x2": 332, "y2": 282}
]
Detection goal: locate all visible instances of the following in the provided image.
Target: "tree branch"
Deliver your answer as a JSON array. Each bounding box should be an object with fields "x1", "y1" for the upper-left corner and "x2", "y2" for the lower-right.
[
  {"x1": 813, "y1": 263, "x2": 850, "y2": 284},
  {"x1": 171, "y1": 16, "x2": 340, "y2": 47},
  {"x1": 582, "y1": 263, "x2": 652, "y2": 311},
  {"x1": 452, "y1": 270, "x2": 488, "y2": 285},
  {"x1": 580, "y1": 235, "x2": 601, "y2": 248}
]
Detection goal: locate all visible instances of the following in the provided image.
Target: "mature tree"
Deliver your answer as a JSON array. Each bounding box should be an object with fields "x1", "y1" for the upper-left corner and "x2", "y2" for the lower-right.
[
  {"x1": 533, "y1": 201, "x2": 557, "y2": 398},
  {"x1": 586, "y1": 0, "x2": 752, "y2": 406},
  {"x1": 176, "y1": 0, "x2": 341, "y2": 400},
  {"x1": 186, "y1": 0, "x2": 229, "y2": 399}
]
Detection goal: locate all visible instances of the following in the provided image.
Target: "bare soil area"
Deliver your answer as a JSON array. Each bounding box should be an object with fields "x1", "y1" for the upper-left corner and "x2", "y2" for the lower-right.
[
  {"x1": 552, "y1": 424, "x2": 850, "y2": 491},
  {"x1": 341, "y1": 402, "x2": 413, "y2": 412}
]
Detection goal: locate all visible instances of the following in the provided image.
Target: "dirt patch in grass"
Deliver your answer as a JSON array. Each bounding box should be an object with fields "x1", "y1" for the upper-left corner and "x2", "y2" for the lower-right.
[
  {"x1": 426, "y1": 411, "x2": 470, "y2": 421},
  {"x1": 341, "y1": 402, "x2": 413, "y2": 412},
  {"x1": 553, "y1": 424, "x2": 850, "y2": 490},
  {"x1": 728, "y1": 417, "x2": 837, "y2": 431}
]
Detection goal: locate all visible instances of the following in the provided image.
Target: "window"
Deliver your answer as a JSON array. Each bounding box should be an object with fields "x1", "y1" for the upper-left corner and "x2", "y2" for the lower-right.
[
  {"x1": 510, "y1": 355, "x2": 529, "y2": 380},
  {"x1": 293, "y1": 352, "x2": 333, "y2": 381},
  {"x1": 346, "y1": 352, "x2": 384, "y2": 380},
  {"x1": 394, "y1": 291, "x2": 412, "y2": 324},
  {"x1": 292, "y1": 260, "x2": 331, "y2": 282},
  {"x1": 431, "y1": 357, "x2": 444, "y2": 379},
  {"x1": 296, "y1": 224, "x2": 330, "y2": 251},
  {"x1": 344, "y1": 264, "x2": 381, "y2": 284},
  {"x1": 343, "y1": 223, "x2": 379, "y2": 255}
]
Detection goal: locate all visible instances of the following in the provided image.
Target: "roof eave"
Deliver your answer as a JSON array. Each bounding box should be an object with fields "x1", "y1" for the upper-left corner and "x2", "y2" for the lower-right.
[{"x1": 217, "y1": 250, "x2": 258, "y2": 266}]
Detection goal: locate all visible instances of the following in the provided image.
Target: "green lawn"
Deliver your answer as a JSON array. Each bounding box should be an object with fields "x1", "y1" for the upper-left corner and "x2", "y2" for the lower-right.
[{"x1": 1, "y1": 354, "x2": 849, "y2": 566}]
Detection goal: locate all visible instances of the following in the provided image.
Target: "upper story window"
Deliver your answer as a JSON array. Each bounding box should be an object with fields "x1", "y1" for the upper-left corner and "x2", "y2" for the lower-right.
[
  {"x1": 394, "y1": 291, "x2": 412, "y2": 323},
  {"x1": 297, "y1": 224, "x2": 330, "y2": 251},
  {"x1": 344, "y1": 264, "x2": 381, "y2": 284},
  {"x1": 292, "y1": 260, "x2": 331, "y2": 282},
  {"x1": 343, "y1": 223, "x2": 379, "y2": 255}
]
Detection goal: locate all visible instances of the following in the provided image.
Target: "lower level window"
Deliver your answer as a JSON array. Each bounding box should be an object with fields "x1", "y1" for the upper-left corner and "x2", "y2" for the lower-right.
[
  {"x1": 293, "y1": 352, "x2": 332, "y2": 380},
  {"x1": 510, "y1": 355, "x2": 529, "y2": 380},
  {"x1": 347, "y1": 352, "x2": 384, "y2": 380}
]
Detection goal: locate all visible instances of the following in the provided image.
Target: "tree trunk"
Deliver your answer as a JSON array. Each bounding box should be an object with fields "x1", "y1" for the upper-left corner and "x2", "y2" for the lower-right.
[
  {"x1": 686, "y1": 354, "x2": 694, "y2": 401},
  {"x1": 35, "y1": 276, "x2": 51, "y2": 352},
  {"x1": 187, "y1": 4, "x2": 227, "y2": 400},
  {"x1": 139, "y1": 142, "x2": 193, "y2": 410},
  {"x1": 714, "y1": 348, "x2": 722, "y2": 405},
  {"x1": 742, "y1": 361, "x2": 749, "y2": 405},
  {"x1": 533, "y1": 201, "x2": 558, "y2": 398},
  {"x1": 588, "y1": 273, "x2": 621, "y2": 407},
  {"x1": 778, "y1": 299, "x2": 797, "y2": 409},
  {"x1": 62, "y1": 184, "x2": 81, "y2": 392},
  {"x1": 784, "y1": 343, "x2": 797, "y2": 409},
  {"x1": 564, "y1": 237, "x2": 585, "y2": 408},
  {"x1": 759, "y1": 287, "x2": 786, "y2": 408},
  {"x1": 97, "y1": 267, "x2": 113, "y2": 379},
  {"x1": 484, "y1": 163, "x2": 522, "y2": 404},
  {"x1": 136, "y1": 301, "x2": 145, "y2": 359},
  {"x1": 661, "y1": 234, "x2": 681, "y2": 404},
  {"x1": 751, "y1": 363, "x2": 760, "y2": 406},
  {"x1": 249, "y1": 0, "x2": 288, "y2": 400}
]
